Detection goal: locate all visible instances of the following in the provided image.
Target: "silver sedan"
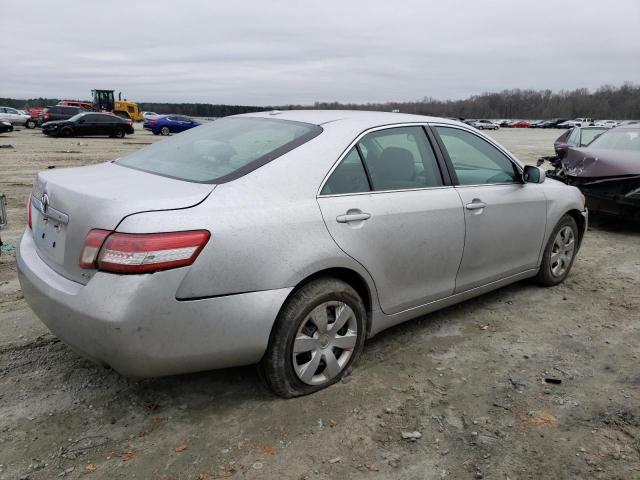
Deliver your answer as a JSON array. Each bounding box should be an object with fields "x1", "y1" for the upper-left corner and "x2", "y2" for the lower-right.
[{"x1": 17, "y1": 110, "x2": 587, "y2": 397}]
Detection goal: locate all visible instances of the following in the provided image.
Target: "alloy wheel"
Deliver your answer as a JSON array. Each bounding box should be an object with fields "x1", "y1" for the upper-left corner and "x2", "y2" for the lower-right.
[
  {"x1": 550, "y1": 226, "x2": 575, "y2": 277},
  {"x1": 292, "y1": 301, "x2": 358, "y2": 385}
]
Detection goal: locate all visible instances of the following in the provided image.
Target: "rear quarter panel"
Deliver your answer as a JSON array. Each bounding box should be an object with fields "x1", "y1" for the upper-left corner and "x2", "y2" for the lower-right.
[{"x1": 115, "y1": 125, "x2": 381, "y2": 304}]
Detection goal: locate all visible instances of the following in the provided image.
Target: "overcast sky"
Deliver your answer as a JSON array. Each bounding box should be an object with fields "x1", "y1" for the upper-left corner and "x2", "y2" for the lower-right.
[{"x1": 2, "y1": 0, "x2": 639, "y2": 105}]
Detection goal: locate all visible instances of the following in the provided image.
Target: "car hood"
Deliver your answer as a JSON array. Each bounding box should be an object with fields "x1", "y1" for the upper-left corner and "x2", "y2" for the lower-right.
[{"x1": 561, "y1": 147, "x2": 640, "y2": 178}]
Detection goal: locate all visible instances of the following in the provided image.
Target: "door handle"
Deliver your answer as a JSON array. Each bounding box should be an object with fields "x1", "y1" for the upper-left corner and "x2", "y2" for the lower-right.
[
  {"x1": 465, "y1": 201, "x2": 487, "y2": 210},
  {"x1": 336, "y1": 212, "x2": 371, "y2": 223}
]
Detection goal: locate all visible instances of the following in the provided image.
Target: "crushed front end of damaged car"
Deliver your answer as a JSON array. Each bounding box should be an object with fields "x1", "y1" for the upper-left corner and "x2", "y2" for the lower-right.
[{"x1": 538, "y1": 126, "x2": 640, "y2": 220}]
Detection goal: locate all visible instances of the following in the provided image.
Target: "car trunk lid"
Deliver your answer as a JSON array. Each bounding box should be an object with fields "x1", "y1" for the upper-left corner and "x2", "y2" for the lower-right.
[{"x1": 30, "y1": 162, "x2": 214, "y2": 284}]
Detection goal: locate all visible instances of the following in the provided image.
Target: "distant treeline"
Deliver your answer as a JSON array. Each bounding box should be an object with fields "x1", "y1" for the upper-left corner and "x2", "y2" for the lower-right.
[
  {"x1": 137, "y1": 103, "x2": 268, "y2": 117},
  {"x1": 299, "y1": 83, "x2": 640, "y2": 120},
  {"x1": 2, "y1": 83, "x2": 639, "y2": 119}
]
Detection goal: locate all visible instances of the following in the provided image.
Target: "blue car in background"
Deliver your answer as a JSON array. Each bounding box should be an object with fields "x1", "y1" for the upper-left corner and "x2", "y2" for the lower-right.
[{"x1": 143, "y1": 115, "x2": 201, "y2": 135}]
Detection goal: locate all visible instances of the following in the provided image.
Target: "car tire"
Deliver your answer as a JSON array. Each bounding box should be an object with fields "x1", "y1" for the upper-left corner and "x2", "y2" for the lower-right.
[
  {"x1": 25, "y1": 120, "x2": 36, "y2": 129},
  {"x1": 160, "y1": 126, "x2": 170, "y2": 136},
  {"x1": 60, "y1": 127, "x2": 73, "y2": 138},
  {"x1": 535, "y1": 214, "x2": 579, "y2": 287},
  {"x1": 115, "y1": 128, "x2": 125, "y2": 139},
  {"x1": 259, "y1": 277, "x2": 367, "y2": 398}
]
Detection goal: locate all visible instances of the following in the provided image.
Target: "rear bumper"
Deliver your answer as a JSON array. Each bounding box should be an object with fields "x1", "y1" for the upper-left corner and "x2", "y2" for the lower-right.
[{"x1": 17, "y1": 230, "x2": 291, "y2": 377}]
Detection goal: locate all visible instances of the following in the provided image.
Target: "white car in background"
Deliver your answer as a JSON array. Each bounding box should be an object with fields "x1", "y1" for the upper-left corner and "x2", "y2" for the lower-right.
[
  {"x1": 0, "y1": 106, "x2": 36, "y2": 129},
  {"x1": 142, "y1": 111, "x2": 160, "y2": 120},
  {"x1": 594, "y1": 120, "x2": 618, "y2": 128},
  {"x1": 471, "y1": 119, "x2": 499, "y2": 130},
  {"x1": 558, "y1": 118, "x2": 594, "y2": 129}
]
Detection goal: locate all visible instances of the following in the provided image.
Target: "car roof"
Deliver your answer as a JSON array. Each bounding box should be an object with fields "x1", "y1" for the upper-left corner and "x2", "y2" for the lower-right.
[{"x1": 240, "y1": 109, "x2": 463, "y2": 129}]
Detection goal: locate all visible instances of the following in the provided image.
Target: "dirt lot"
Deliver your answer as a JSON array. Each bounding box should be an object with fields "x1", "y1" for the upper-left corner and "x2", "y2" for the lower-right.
[{"x1": 1, "y1": 126, "x2": 639, "y2": 480}]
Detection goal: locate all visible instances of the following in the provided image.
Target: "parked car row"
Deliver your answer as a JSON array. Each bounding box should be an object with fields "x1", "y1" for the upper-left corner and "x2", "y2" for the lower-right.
[
  {"x1": 461, "y1": 118, "x2": 638, "y2": 130},
  {"x1": 0, "y1": 104, "x2": 204, "y2": 138}
]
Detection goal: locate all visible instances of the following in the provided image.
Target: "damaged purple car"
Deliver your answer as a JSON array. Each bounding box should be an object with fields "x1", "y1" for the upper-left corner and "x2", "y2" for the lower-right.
[{"x1": 539, "y1": 125, "x2": 640, "y2": 220}]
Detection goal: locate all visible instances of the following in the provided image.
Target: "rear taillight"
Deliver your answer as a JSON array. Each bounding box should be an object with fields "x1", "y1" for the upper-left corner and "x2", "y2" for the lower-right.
[
  {"x1": 44, "y1": 112, "x2": 49, "y2": 120},
  {"x1": 78, "y1": 229, "x2": 111, "y2": 269},
  {"x1": 27, "y1": 195, "x2": 32, "y2": 229},
  {"x1": 79, "y1": 229, "x2": 210, "y2": 274}
]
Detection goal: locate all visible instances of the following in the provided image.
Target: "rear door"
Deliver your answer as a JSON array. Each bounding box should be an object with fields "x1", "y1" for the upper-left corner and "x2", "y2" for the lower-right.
[
  {"x1": 432, "y1": 125, "x2": 547, "y2": 292},
  {"x1": 317, "y1": 125, "x2": 465, "y2": 315},
  {"x1": 94, "y1": 114, "x2": 115, "y2": 135}
]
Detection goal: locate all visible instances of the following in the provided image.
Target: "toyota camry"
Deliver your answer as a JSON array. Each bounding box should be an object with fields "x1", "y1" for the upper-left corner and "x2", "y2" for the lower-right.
[{"x1": 17, "y1": 110, "x2": 587, "y2": 397}]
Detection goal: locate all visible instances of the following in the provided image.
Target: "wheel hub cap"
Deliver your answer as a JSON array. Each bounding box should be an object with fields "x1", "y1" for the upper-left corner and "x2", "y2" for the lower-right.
[
  {"x1": 292, "y1": 301, "x2": 358, "y2": 386},
  {"x1": 318, "y1": 334, "x2": 330, "y2": 349}
]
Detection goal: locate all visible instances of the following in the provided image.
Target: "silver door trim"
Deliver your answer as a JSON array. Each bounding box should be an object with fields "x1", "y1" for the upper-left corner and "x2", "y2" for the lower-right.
[
  {"x1": 317, "y1": 121, "x2": 526, "y2": 197},
  {"x1": 319, "y1": 184, "x2": 453, "y2": 198}
]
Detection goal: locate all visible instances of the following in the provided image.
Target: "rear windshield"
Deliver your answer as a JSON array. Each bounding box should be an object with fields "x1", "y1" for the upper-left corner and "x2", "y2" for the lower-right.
[
  {"x1": 580, "y1": 128, "x2": 607, "y2": 146},
  {"x1": 589, "y1": 128, "x2": 640, "y2": 152},
  {"x1": 117, "y1": 117, "x2": 322, "y2": 183}
]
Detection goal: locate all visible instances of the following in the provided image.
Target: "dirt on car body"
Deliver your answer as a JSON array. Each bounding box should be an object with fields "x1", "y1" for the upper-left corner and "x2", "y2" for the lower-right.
[{"x1": 1, "y1": 127, "x2": 639, "y2": 479}]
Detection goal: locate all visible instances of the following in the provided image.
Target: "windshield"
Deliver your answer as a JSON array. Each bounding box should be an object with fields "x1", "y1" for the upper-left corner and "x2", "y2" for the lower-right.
[
  {"x1": 588, "y1": 128, "x2": 640, "y2": 152},
  {"x1": 68, "y1": 113, "x2": 85, "y2": 122},
  {"x1": 117, "y1": 117, "x2": 323, "y2": 183}
]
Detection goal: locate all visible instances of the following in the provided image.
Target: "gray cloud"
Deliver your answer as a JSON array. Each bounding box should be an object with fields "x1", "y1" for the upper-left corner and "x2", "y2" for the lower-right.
[{"x1": 1, "y1": 0, "x2": 639, "y2": 105}]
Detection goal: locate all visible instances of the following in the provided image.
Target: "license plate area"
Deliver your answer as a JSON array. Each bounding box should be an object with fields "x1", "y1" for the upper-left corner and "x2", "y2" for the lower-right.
[{"x1": 33, "y1": 213, "x2": 68, "y2": 265}]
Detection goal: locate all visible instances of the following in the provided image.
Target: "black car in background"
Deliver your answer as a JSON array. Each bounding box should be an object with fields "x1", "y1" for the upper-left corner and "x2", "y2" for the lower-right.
[
  {"x1": 38, "y1": 105, "x2": 88, "y2": 126},
  {"x1": 540, "y1": 119, "x2": 569, "y2": 128},
  {"x1": 41, "y1": 112, "x2": 134, "y2": 138},
  {"x1": 0, "y1": 120, "x2": 13, "y2": 133}
]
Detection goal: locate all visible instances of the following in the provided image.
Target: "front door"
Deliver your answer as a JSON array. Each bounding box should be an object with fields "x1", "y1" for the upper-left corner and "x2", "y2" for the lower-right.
[
  {"x1": 317, "y1": 126, "x2": 465, "y2": 315},
  {"x1": 433, "y1": 125, "x2": 547, "y2": 292}
]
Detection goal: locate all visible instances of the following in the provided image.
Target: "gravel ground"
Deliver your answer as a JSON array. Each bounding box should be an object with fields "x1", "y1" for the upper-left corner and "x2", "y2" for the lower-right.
[{"x1": 0, "y1": 126, "x2": 639, "y2": 480}]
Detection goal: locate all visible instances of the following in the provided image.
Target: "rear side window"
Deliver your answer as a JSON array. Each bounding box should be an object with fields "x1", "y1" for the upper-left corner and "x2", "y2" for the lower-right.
[
  {"x1": 359, "y1": 126, "x2": 443, "y2": 191},
  {"x1": 321, "y1": 149, "x2": 370, "y2": 195},
  {"x1": 117, "y1": 117, "x2": 322, "y2": 183},
  {"x1": 580, "y1": 128, "x2": 606, "y2": 146},
  {"x1": 435, "y1": 127, "x2": 519, "y2": 185},
  {"x1": 321, "y1": 126, "x2": 443, "y2": 195}
]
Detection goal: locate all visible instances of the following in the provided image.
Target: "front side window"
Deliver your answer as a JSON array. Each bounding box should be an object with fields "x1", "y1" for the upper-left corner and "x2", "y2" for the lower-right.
[
  {"x1": 117, "y1": 117, "x2": 322, "y2": 183},
  {"x1": 435, "y1": 127, "x2": 519, "y2": 185},
  {"x1": 358, "y1": 126, "x2": 443, "y2": 191}
]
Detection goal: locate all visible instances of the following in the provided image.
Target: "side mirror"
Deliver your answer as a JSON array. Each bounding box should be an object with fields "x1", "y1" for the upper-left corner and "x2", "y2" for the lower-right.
[
  {"x1": 523, "y1": 165, "x2": 545, "y2": 184},
  {"x1": 78, "y1": 119, "x2": 85, "y2": 124}
]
